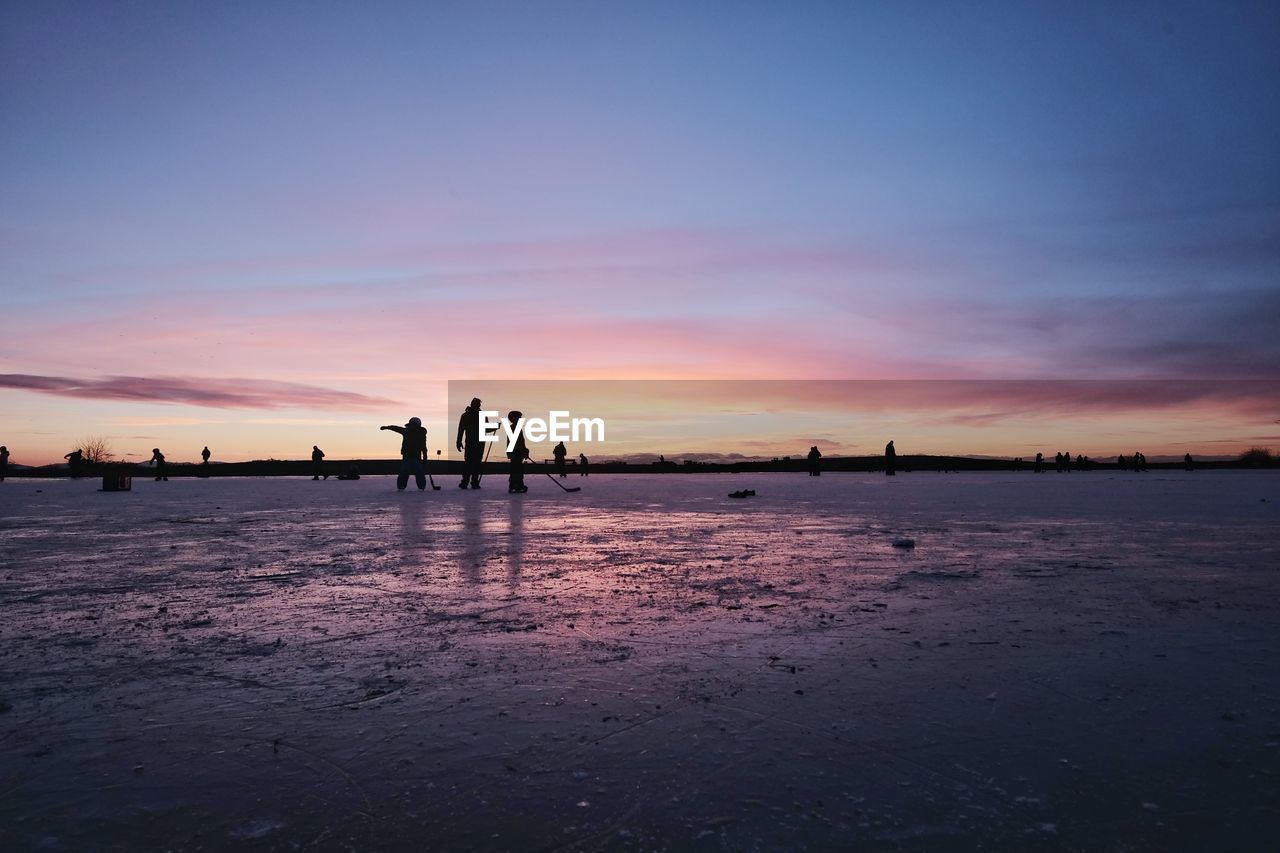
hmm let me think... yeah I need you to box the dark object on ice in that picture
[101,473,132,492]
[64,449,84,478]
[336,464,361,481]
[892,537,915,549]
[808,446,821,476]
[381,419,430,490]
[149,448,168,481]
[456,397,484,488]
[311,445,327,480]
[885,440,896,476]
[728,489,756,498]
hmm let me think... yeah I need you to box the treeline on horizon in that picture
[6,450,1276,479]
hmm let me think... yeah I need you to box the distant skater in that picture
[201,446,211,465]
[149,448,168,481]
[381,418,428,491]
[64,449,84,478]
[456,397,484,489]
[1184,452,1194,471]
[0,445,8,481]
[1034,452,1043,473]
[507,411,529,493]
[808,445,822,476]
[311,445,327,480]
[578,453,589,476]
[1063,451,1072,473]
[553,441,568,478]
[884,440,896,476]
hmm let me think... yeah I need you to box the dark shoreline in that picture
[6,455,1274,479]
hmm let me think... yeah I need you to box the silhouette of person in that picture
[578,452,589,476]
[659,454,666,464]
[506,411,529,493]
[149,448,168,481]
[311,445,327,480]
[64,449,84,478]
[1034,452,1043,473]
[884,440,896,476]
[1063,451,1072,473]
[808,445,822,476]
[201,446,211,465]
[456,397,484,489]
[381,418,428,491]
[0,445,8,481]
[1184,452,1194,471]
[553,441,568,478]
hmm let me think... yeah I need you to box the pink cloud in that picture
[0,374,398,410]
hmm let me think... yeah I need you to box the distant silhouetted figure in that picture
[456,397,484,489]
[506,411,529,493]
[659,454,666,464]
[64,449,84,478]
[1135,451,1147,472]
[201,446,211,465]
[808,445,822,476]
[884,440,896,476]
[0,445,8,481]
[311,445,327,480]
[578,453,589,476]
[381,418,427,491]
[1063,452,1072,473]
[553,441,568,478]
[149,448,168,481]
[1117,454,1126,470]
[1184,452,1194,471]
[1034,452,1043,473]
[337,464,361,480]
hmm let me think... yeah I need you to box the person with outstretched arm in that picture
[507,411,529,493]
[382,417,428,491]
[456,397,484,489]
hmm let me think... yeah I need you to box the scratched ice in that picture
[1,471,1277,849]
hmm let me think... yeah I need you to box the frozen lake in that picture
[1,471,1278,850]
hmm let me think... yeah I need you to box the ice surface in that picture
[1,471,1278,849]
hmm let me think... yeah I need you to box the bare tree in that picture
[77,436,116,465]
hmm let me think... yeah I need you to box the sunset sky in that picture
[3,2,1278,465]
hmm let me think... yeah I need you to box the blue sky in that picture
[2,1,1278,462]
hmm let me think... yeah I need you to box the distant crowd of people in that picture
[1,418,1201,493]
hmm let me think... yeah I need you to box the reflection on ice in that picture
[0,472,1277,849]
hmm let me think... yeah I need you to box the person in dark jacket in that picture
[0,445,9,481]
[553,441,568,478]
[150,448,168,481]
[201,446,211,465]
[578,453,589,476]
[884,440,896,476]
[807,445,822,476]
[64,449,84,478]
[506,411,529,493]
[456,397,484,489]
[381,417,428,491]
[311,445,327,480]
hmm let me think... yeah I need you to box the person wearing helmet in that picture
[381,417,428,491]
